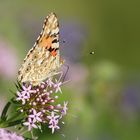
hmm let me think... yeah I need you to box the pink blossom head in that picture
[0,129,24,140]
[0,38,18,79]
[15,75,68,134]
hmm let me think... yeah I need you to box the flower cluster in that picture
[16,77,68,134]
[0,129,24,140]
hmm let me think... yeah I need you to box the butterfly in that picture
[18,13,64,85]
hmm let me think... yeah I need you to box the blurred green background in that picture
[0,0,140,140]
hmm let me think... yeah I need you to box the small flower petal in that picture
[49,120,60,134]
[54,79,62,93]
[61,101,68,115]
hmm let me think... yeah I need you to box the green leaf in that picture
[9,89,16,95]
[5,118,23,127]
[1,102,11,121]
[24,137,33,140]
[17,81,22,89]
[11,98,20,104]
[14,82,21,91]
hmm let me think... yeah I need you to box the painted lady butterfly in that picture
[18,13,64,85]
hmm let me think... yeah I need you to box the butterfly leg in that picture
[58,71,64,82]
[61,64,69,82]
[56,70,70,85]
[48,64,69,84]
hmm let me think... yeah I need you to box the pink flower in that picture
[0,129,24,140]
[61,101,68,115]
[29,109,42,122]
[47,111,60,124]
[48,119,60,134]
[21,85,35,97]
[16,74,68,133]
[46,78,54,87]
[23,118,38,131]
[16,91,29,105]
[54,79,62,93]
[0,39,18,79]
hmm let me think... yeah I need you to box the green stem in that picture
[0,112,24,128]
[7,112,22,121]
[0,118,23,128]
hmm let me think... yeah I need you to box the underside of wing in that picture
[18,13,63,85]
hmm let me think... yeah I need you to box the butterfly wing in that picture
[18,13,63,85]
